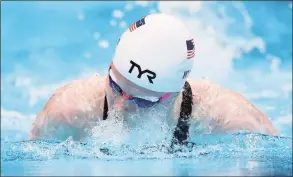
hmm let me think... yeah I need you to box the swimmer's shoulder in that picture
[186,78,221,104]
[30,73,107,140]
[63,73,107,99]
[187,77,223,88]
[44,73,107,110]
[55,73,106,93]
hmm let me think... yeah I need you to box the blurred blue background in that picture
[1,1,292,140]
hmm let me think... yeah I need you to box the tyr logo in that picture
[128,60,156,84]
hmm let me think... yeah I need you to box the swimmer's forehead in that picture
[109,64,167,98]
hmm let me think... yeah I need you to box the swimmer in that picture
[29,13,279,146]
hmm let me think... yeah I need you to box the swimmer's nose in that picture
[113,96,125,109]
[113,95,139,112]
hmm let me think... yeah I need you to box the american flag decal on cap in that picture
[129,17,146,32]
[186,38,195,59]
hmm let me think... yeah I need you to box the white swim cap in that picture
[112,13,195,92]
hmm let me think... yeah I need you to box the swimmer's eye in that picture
[133,95,160,102]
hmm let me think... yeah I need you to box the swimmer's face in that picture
[105,64,177,113]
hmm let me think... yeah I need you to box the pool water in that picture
[1,1,292,176]
[1,132,292,176]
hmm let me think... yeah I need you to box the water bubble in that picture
[110,19,117,26]
[98,40,109,48]
[112,10,124,19]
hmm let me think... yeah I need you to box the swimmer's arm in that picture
[190,81,279,136]
[217,91,279,136]
[29,84,89,141]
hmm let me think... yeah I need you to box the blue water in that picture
[2,133,292,176]
[1,1,292,176]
